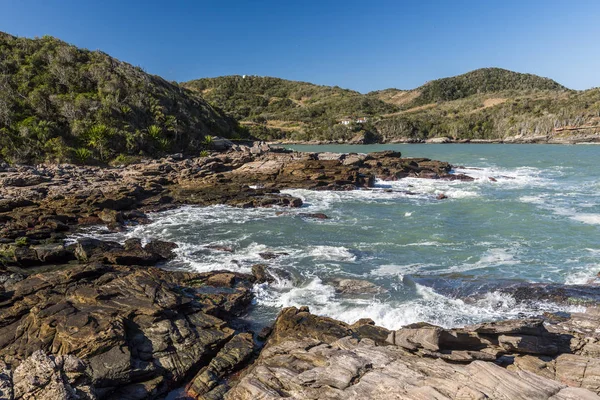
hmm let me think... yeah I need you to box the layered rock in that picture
[226,307,600,400]
[0,261,261,399]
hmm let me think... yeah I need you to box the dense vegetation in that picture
[2,31,598,160]
[183,76,397,141]
[373,88,600,141]
[409,68,568,105]
[0,32,245,164]
[185,69,599,142]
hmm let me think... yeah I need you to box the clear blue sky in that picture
[1,0,599,93]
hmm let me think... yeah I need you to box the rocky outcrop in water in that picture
[6,142,599,399]
[0,143,470,272]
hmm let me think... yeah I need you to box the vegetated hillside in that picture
[373,87,600,142]
[183,75,399,141]
[186,69,599,143]
[364,69,600,143]
[0,32,244,164]
[409,68,568,106]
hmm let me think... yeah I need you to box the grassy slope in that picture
[187,68,600,142]
[0,32,246,164]
[183,75,398,141]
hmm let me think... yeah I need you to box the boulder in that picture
[251,264,274,284]
[32,243,75,264]
[329,278,387,295]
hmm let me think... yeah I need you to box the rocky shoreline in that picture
[270,131,600,145]
[1,142,600,399]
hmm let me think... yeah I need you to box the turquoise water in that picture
[100,144,600,329]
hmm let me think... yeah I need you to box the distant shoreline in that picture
[269,137,600,146]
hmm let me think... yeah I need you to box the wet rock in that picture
[258,252,288,260]
[329,278,387,295]
[74,238,122,262]
[206,244,234,253]
[251,264,274,284]
[297,212,329,220]
[144,239,178,260]
[440,173,476,181]
[437,193,448,200]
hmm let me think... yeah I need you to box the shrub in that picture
[74,147,92,163]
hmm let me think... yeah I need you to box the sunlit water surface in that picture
[79,144,600,330]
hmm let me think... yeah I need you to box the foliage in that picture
[0,31,247,164]
[411,68,568,106]
[74,147,92,164]
[183,75,398,140]
[185,70,598,143]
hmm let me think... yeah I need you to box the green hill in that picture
[0,32,245,164]
[2,30,598,158]
[410,67,568,105]
[185,69,596,143]
[183,75,398,141]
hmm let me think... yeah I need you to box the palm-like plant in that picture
[74,147,92,164]
[86,124,113,160]
[202,135,214,147]
[147,125,162,140]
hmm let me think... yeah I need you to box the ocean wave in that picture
[434,248,521,275]
[370,263,436,277]
[564,264,600,285]
[570,213,600,225]
[253,277,584,330]
[308,245,357,262]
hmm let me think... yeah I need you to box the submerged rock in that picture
[329,278,387,295]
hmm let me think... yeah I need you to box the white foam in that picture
[400,241,446,247]
[436,248,520,275]
[519,195,546,205]
[370,263,435,277]
[570,213,600,225]
[308,246,357,262]
[564,264,600,285]
[453,166,551,188]
[255,279,585,330]
[174,241,274,273]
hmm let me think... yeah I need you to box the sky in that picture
[1,0,600,93]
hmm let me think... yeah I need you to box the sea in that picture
[80,144,600,330]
